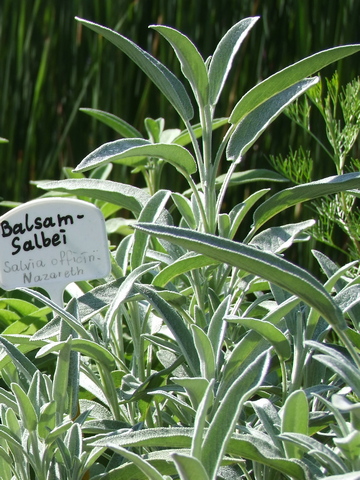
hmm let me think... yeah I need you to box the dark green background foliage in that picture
[0,0,359,202]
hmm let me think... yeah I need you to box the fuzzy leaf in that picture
[76,17,194,122]
[252,172,360,233]
[132,190,171,269]
[152,252,217,288]
[12,382,38,432]
[307,341,360,398]
[134,224,345,330]
[133,283,200,376]
[209,17,259,106]
[201,351,270,479]
[230,44,360,125]
[249,220,315,254]
[281,390,309,459]
[35,178,150,216]
[74,139,197,175]
[254,172,360,230]
[152,25,209,107]
[227,78,318,161]
[80,108,142,137]
[191,325,216,380]
[172,453,210,480]
[231,317,291,360]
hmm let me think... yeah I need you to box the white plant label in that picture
[0,198,111,303]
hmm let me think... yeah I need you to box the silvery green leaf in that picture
[76,17,194,122]
[249,220,315,254]
[74,139,197,175]
[227,78,318,162]
[152,26,209,108]
[209,17,259,106]
[252,172,360,233]
[135,224,345,330]
[230,44,360,125]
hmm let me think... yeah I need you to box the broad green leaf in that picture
[132,190,171,269]
[172,193,197,230]
[12,383,38,432]
[172,452,210,480]
[230,317,291,360]
[249,220,315,254]
[281,390,309,459]
[252,172,360,233]
[152,252,217,288]
[191,325,216,380]
[172,377,210,410]
[80,108,142,137]
[35,178,150,216]
[74,138,197,175]
[230,44,360,125]
[209,17,259,106]
[201,351,270,479]
[134,224,345,330]
[227,78,318,162]
[76,17,194,122]
[0,298,39,316]
[133,283,200,376]
[191,379,215,461]
[65,423,82,459]
[38,401,56,439]
[152,25,209,107]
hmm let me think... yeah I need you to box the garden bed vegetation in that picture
[0,4,360,480]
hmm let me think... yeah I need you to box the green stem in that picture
[183,170,209,232]
[200,103,217,233]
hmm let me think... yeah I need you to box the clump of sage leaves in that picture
[0,15,360,480]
